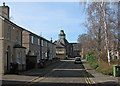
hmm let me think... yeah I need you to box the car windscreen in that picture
[75,58,81,61]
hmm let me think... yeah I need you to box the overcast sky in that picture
[1,2,87,43]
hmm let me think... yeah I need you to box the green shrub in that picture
[86,50,113,75]
[86,50,98,69]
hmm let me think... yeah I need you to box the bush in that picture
[86,50,113,75]
[87,50,98,69]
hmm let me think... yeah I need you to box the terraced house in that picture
[0,3,57,74]
[0,3,26,74]
[22,30,41,69]
[22,30,56,69]
[41,38,56,61]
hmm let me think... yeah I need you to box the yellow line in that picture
[33,77,45,82]
[87,78,92,86]
[82,68,93,86]
[85,78,89,84]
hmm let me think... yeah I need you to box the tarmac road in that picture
[27,59,94,86]
[2,58,119,86]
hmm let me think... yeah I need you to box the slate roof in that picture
[56,38,69,48]
[54,37,69,48]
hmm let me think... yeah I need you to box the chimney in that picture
[0,3,10,19]
[51,37,53,43]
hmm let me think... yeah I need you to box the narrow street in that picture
[2,58,118,86]
[24,59,94,86]
[32,60,90,85]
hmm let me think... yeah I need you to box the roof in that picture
[0,15,56,45]
[0,15,24,30]
[55,38,69,48]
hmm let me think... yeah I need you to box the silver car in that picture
[74,57,82,64]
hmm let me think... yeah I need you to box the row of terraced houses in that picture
[0,3,56,74]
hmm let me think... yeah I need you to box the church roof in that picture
[55,38,69,48]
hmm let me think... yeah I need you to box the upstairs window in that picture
[45,41,47,47]
[31,36,34,44]
[41,40,43,46]
[38,39,40,45]
[16,30,19,41]
[7,25,10,39]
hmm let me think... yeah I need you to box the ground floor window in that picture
[17,52,21,64]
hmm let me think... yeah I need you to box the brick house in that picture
[0,3,57,73]
[22,30,56,68]
[0,3,26,74]
[41,38,48,60]
[22,30,41,69]
[41,38,56,60]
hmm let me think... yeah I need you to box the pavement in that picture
[2,61,63,85]
[1,58,120,86]
[82,60,119,86]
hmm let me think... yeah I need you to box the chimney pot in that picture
[3,2,5,6]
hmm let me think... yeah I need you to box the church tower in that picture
[59,30,66,39]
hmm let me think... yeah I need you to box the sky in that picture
[0,2,87,43]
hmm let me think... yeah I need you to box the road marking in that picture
[53,69,85,71]
[33,77,45,82]
[82,68,95,86]
[31,61,67,83]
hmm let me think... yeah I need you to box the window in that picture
[38,39,40,45]
[17,52,21,64]
[60,36,65,39]
[31,36,34,44]
[16,30,19,41]
[7,25,10,39]
[45,41,47,47]
[58,48,63,51]
[41,40,43,46]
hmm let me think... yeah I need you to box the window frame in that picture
[16,30,19,41]
[41,40,43,46]
[7,25,11,40]
[31,36,34,44]
[38,38,40,45]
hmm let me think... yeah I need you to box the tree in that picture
[79,1,119,64]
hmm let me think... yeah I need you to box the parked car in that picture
[74,57,82,64]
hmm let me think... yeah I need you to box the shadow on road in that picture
[1,80,119,86]
[2,60,119,86]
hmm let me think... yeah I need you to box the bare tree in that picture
[80,1,118,64]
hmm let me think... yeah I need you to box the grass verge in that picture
[86,50,113,75]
